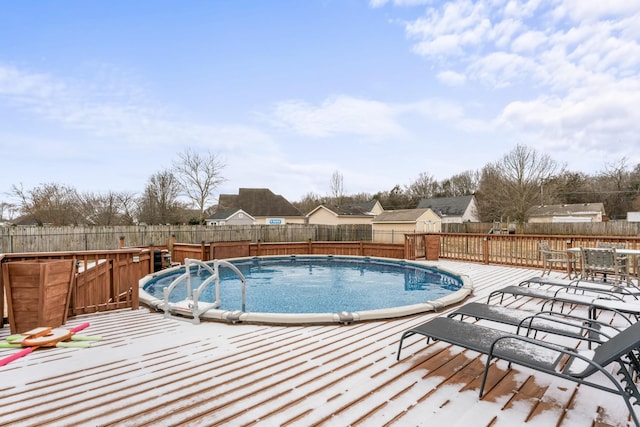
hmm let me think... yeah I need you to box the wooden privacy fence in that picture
[0,224,373,254]
[1,249,150,328]
[442,220,640,236]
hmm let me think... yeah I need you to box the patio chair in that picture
[539,241,577,278]
[396,316,640,426]
[581,247,626,283]
[597,242,630,273]
[448,301,626,346]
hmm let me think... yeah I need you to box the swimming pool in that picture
[139,255,473,324]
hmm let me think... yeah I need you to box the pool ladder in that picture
[162,258,246,324]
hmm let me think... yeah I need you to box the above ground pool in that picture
[139,255,473,324]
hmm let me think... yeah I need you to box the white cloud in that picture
[369,0,434,8]
[406,1,492,60]
[393,1,640,166]
[554,0,640,22]
[468,51,537,87]
[437,70,467,86]
[269,95,407,139]
[497,79,640,155]
[511,30,547,53]
[0,63,275,153]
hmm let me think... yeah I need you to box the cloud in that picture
[497,78,640,155]
[268,95,407,139]
[437,70,466,86]
[511,30,547,53]
[369,0,434,8]
[0,63,275,153]
[390,1,640,166]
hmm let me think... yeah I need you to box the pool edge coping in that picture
[138,256,474,325]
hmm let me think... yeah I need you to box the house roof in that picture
[345,200,379,213]
[416,195,474,217]
[217,188,302,217]
[207,209,254,221]
[11,214,39,226]
[373,208,432,223]
[528,203,606,217]
[309,201,378,217]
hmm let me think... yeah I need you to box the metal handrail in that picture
[163,258,246,323]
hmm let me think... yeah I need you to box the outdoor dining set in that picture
[539,241,640,283]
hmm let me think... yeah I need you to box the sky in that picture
[1,0,639,206]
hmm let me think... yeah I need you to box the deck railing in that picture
[405,232,640,273]
[171,240,406,262]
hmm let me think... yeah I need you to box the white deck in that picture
[0,260,635,426]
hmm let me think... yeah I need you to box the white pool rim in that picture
[138,255,474,325]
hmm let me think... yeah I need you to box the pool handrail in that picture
[162,258,247,323]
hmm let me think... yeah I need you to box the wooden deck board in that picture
[0,260,636,427]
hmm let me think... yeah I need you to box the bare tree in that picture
[373,184,413,209]
[0,201,17,221]
[406,172,437,205]
[79,191,137,225]
[293,191,325,215]
[598,157,636,219]
[439,170,480,197]
[173,148,226,223]
[137,170,185,224]
[475,145,563,222]
[329,170,345,205]
[11,182,82,225]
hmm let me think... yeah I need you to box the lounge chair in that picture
[520,275,640,299]
[487,285,640,320]
[448,301,626,346]
[396,316,640,426]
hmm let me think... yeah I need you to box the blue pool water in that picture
[143,256,463,314]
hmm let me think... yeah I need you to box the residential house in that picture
[306,200,384,226]
[372,208,441,243]
[215,188,305,225]
[527,203,606,223]
[205,209,255,226]
[416,195,479,224]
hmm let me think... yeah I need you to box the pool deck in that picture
[0,260,636,426]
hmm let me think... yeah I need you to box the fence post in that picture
[119,236,125,249]
[483,237,489,264]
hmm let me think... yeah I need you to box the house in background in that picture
[205,209,255,226]
[306,200,384,226]
[372,208,441,243]
[628,212,640,222]
[527,203,606,223]
[214,188,305,225]
[416,195,479,224]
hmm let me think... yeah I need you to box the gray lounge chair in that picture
[487,285,640,320]
[521,275,640,299]
[448,301,626,346]
[396,316,640,426]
